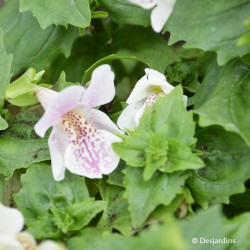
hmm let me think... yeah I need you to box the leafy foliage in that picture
[0,0,250,249]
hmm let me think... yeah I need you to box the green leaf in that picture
[0,108,50,178]
[0,115,8,130]
[67,218,188,250]
[98,181,132,236]
[181,205,250,250]
[166,0,250,65]
[14,163,95,239]
[52,199,105,233]
[19,0,91,29]
[0,29,12,99]
[82,26,179,82]
[188,127,250,206]
[124,167,187,228]
[0,0,78,75]
[6,68,45,106]
[194,59,250,147]
[98,0,150,26]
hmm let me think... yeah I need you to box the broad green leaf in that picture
[124,167,187,228]
[188,127,250,207]
[0,0,78,75]
[0,108,50,178]
[82,26,179,82]
[98,181,132,236]
[194,59,250,147]
[0,29,12,99]
[166,0,250,65]
[99,0,150,26]
[19,0,91,29]
[14,163,97,239]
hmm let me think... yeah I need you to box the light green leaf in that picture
[14,163,93,239]
[188,127,250,206]
[0,108,50,178]
[0,0,78,75]
[6,68,45,106]
[52,199,105,233]
[0,115,8,130]
[166,0,250,65]
[98,0,150,26]
[124,167,187,228]
[19,0,91,29]
[98,181,132,236]
[194,59,250,147]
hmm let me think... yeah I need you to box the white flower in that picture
[128,0,176,32]
[0,203,25,250]
[0,203,66,250]
[117,68,187,132]
[34,65,121,181]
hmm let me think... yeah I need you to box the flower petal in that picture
[117,101,144,131]
[34,85,58,109]
[0,204,24,237]
[74,106,121,134]
[81,65,115,108]
[0,235,23,250]
[38,240,66,250]
[126,68,166,104]
[63,112,120,178]
[127,0,156,9]
[48,126,68,181]
[151,0,176,32]
[34,86,85,138]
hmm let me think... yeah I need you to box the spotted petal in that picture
[35,85,85,138]
[81,65,115,108]
[48,126,68,181]
[126,68,167,104]
[63,112,120,179]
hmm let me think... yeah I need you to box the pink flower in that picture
[34,65,121,181]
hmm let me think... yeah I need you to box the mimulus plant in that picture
[117,68,187,132]
[127,0,176,32]
[34,65,121,181]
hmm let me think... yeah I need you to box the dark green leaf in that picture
[194,59,250,147]
[0,0,78,75]
[188,127,250,206]
[0,108,50,178]
[166,0,250,65]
